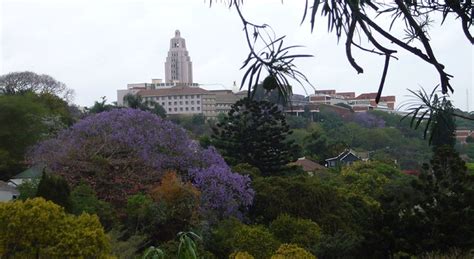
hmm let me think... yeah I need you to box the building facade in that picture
[165,30,193,84]
[308,89,396,111]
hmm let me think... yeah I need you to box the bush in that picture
[17,179,39,200]
[70,183,116,230]
[269,214,321,251]
[233,225,280,259]
[0,198,110,257]
[206,218,244,258]
[148,171,201,242]
[271,244,316,259]
[230,251,255,259]
[36,172,72,212]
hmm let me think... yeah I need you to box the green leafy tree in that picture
[0,94,48,179]
[70,183,116,230]
[271,244,316,259]
[36,172,72,212]
[17,179,40,200]
[269,214,321,252]
[212,98,300,175]
[413,146,474,253]
[126,193,162,235]
[87,96,117,114]
[0,71,74,101]
[0,198,110,257]
[233,225,280,259]
[123,93,167,118]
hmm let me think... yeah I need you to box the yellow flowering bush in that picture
[0,198,110,257]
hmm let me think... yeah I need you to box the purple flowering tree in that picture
[189,147,254,221]
[353,112,386,128]
[29,109,254,214]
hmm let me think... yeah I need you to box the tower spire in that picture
[165,30,193,84]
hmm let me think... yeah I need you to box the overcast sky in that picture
[1,0,472,111]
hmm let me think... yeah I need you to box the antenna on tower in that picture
[467,88,470,112]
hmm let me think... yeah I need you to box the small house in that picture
[0,181,19,201]
[325,149,361,168]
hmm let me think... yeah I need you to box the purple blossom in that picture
[189,164,254,221]
[353,112,385,128]
[28,109,254,211]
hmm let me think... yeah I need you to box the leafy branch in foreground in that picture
[210,1,315,104]
[401,86,473,146]
[210,0,473,103]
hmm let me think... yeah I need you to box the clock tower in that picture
[165,30,193,84]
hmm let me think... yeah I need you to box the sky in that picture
[1,0,473,111]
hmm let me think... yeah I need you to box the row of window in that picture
[161,100,200,106]
[146,95,199,101]
[168,106,201,112]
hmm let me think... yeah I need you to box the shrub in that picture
[70,183,116,230]
[271,244,316,259]
[233,225,280,259]
[269,214,321,251]
[230,251,255,259]
[36,172,72,212]
[148,171,201,241]
[0,198,110,257]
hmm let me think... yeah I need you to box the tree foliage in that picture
[212,0,472,105]
[29,109,248,205]
[212,98,299,175]
[414,146,474,253]
[0,71,74,101]
[271,244,316,259]
[189,153,254,222]
[269,214,322,252]
[36,172,72,212]
[0,198,110,257]
[233,225,281,259]
[148,171,201,242]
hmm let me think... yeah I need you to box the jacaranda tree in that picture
[29,109,254,218]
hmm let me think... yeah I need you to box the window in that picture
[168,96,171,100]
[191,101,194,105]
[179,96,182,99]
[180,107,183,111]
[197,107,200,111]
[185,101,188,105]
[185,95,188,99]
[185,107,189,111]
[162,102,165,106]
[174,101,177,105]
[191,107,194,111]
[179,101,182,105]
[174,96,177,99]
[168,108,171,112]
[174,108,177,111]
[168,102,171,105]
[197,100,200,104]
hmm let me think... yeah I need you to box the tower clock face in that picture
[175,42,180,47]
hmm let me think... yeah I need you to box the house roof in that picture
[0,181,20,195]
[292,157,327,172]
[325,149,360,162]
[13,164,45,179]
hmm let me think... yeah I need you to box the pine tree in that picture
[36,171,72,212]
[212,98,299,176]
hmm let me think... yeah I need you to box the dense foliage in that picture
[0,93,72,179]
[0,198,110,257]
[212,98,299,175]
[29,109,253,210]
